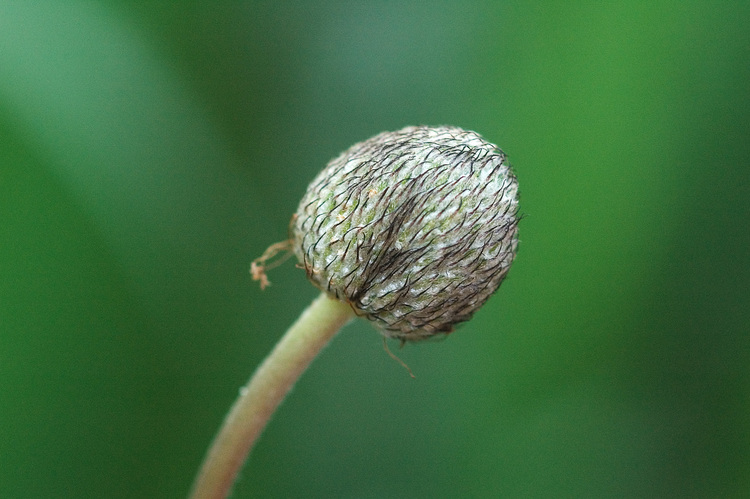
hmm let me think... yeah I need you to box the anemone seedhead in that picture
[292,125,519,341]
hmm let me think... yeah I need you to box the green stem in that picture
[189,292,356,499]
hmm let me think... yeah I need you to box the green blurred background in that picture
[1,1,748,497]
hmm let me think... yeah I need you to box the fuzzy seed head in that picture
[292,126,519,341]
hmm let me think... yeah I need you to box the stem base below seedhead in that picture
[190,293,355,499]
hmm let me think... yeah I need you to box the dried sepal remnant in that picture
[292,125,519,341]
[250,240,293,290]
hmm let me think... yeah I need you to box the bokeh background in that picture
[2,2,749,497]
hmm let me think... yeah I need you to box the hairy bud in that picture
[292,126,519,341]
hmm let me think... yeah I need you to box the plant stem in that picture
[189,292,356,499]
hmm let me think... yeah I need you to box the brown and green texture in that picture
[293,126,520,341]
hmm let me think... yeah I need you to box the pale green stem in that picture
[189,292,356,499]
